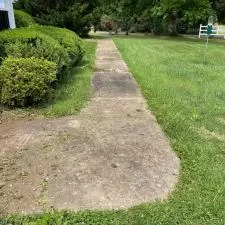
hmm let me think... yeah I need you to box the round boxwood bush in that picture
[33,25,85,66]
[0,28,69,73]
[14,10,35,28]
[0,57,57,107]
[0,26,84,74]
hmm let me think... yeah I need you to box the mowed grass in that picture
[1,37,225,224]
[41,41,96,117]
[113,36,225,224]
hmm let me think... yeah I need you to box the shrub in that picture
[14,10,35,28]
[0,57,57,107]
[0,28,69,72]
[33,25,85,66]
[101,15,119,33]
[0,26,84,73]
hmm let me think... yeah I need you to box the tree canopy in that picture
[14,0,225,36]
[14,0,100,36]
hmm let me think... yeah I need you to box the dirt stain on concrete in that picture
[0,40,180,214]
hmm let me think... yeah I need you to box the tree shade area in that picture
[14,0,225,36]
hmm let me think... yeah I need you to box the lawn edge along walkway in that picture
[0,39,180,213]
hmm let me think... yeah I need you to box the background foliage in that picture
[14,9,35,28]
[14,0,225,35]
[14,0,99,37]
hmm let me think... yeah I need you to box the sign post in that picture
[204,16,214,64]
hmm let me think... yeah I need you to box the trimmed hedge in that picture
[0,25,84,107]
[34,26,85,66]
[0,28,69,72]
[14,10,35,28]
[0,26,84,72]
[0,57,57,107]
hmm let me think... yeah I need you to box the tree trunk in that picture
[171,11,178,36]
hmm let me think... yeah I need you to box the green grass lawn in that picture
[113,36,225,224]
[1,36,225,224]
[41,41,97,117]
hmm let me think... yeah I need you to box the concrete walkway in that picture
[0,40,179,213]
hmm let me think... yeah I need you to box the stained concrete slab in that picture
[0,39,180,213]
[97,51,122,60]
[96,60,128,72]
[93,72,132,82]
[93,78,140,98]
